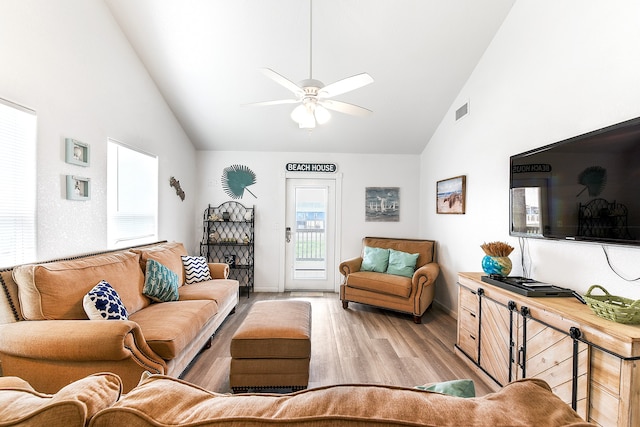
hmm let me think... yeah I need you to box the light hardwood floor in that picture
[181,292,493,396]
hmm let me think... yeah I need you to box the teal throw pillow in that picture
[360,246,390,273]
[386,249,419,278]
[416,379,476,398]
[144,259,179,302]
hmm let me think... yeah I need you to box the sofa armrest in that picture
[412,262,440,291]
[339,257,363,277]
[208,263,229,279]
[0,320,165,370]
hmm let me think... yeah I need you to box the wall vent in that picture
[455,102,469,121]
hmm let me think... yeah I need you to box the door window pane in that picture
[294,187,327,279]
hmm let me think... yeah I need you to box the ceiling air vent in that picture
[455,102,469,121]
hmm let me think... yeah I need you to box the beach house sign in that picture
[286,163,337,173]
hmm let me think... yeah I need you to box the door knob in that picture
[285,227,291,243]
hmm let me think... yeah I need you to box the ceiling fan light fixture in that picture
[248,0,372,129]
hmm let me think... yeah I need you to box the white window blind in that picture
[0,98,37,268]
[107,139,158,248]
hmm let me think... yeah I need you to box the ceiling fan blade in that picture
[322,100,372,117]
[260,68,304,96]
[244,99,299,107]
[319,73,374,98]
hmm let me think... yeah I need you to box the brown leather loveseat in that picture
[339,237,439,323]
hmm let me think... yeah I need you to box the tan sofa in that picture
[0,241,239,393]
[0,372,590,426]
[340,237,439,323]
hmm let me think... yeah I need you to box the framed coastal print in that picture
[365,187,399,222]
[436,175,466,214]
[65,138,90,166]
[66,175,90,200]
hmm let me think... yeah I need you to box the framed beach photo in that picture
[436,175,466,214]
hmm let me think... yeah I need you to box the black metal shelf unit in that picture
[577,198,631,240]
[200,201,254,297]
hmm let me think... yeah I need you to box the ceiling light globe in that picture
[315,104,331,124]
[298,113,316,129]
[290,104,308,124]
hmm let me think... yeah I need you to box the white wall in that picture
[0,0,196,260]
[421,0,640,314]
[195,151,420,290]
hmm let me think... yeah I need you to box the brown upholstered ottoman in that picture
[230,300,311,393]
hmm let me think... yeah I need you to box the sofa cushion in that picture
[13,251,149,320]
[360,246,389,273]
[386,249,419,278]
[178,279,239,304]
[128,300,219,360]
[181,256,212,284]
[83,280,129,320]
[346,271,412,298]
[132,242,188,286]
[143,259,179,302]
[89,376,589,427]
[0,373,121,427]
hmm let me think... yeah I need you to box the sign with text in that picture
[286,163,337,173]
[512,163,552,173]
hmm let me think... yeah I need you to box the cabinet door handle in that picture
[517,346,525,369]
[469,334,476,341]
[469,312,476,318]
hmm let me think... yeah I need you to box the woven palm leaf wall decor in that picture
[221,164,257,199]
[576,166,607,197]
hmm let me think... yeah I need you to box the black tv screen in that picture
[510,116,640,245]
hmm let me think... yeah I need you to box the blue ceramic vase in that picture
[481,255,512,276]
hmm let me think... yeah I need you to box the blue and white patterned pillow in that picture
[181,255,212,284]
[143,259,180,302]
[83,280,129,320]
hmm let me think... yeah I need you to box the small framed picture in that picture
[66,175,91,200]
[436,175,466,214]
[224,254,236,267]
[65,138,90,166]
[365,187,400,222]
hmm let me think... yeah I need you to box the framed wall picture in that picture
[436,175,466,214]
[66,175,91,200]
[365,187,399,222]
[65,138,90,166]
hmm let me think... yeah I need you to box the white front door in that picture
[284,178,337,291]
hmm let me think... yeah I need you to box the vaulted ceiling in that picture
[104,0,514,154]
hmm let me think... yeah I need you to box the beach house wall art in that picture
[365,187,399,222]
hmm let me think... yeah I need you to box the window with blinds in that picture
[107,139,158,248]
[0,98,37,268]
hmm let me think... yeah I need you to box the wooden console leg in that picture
[342,300,349,309]
[413,315,422,324]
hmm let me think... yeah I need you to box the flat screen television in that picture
[510,116,640,246]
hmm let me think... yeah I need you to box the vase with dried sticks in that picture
[480,241,514,276]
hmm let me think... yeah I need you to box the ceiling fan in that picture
[247,0,374,129]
